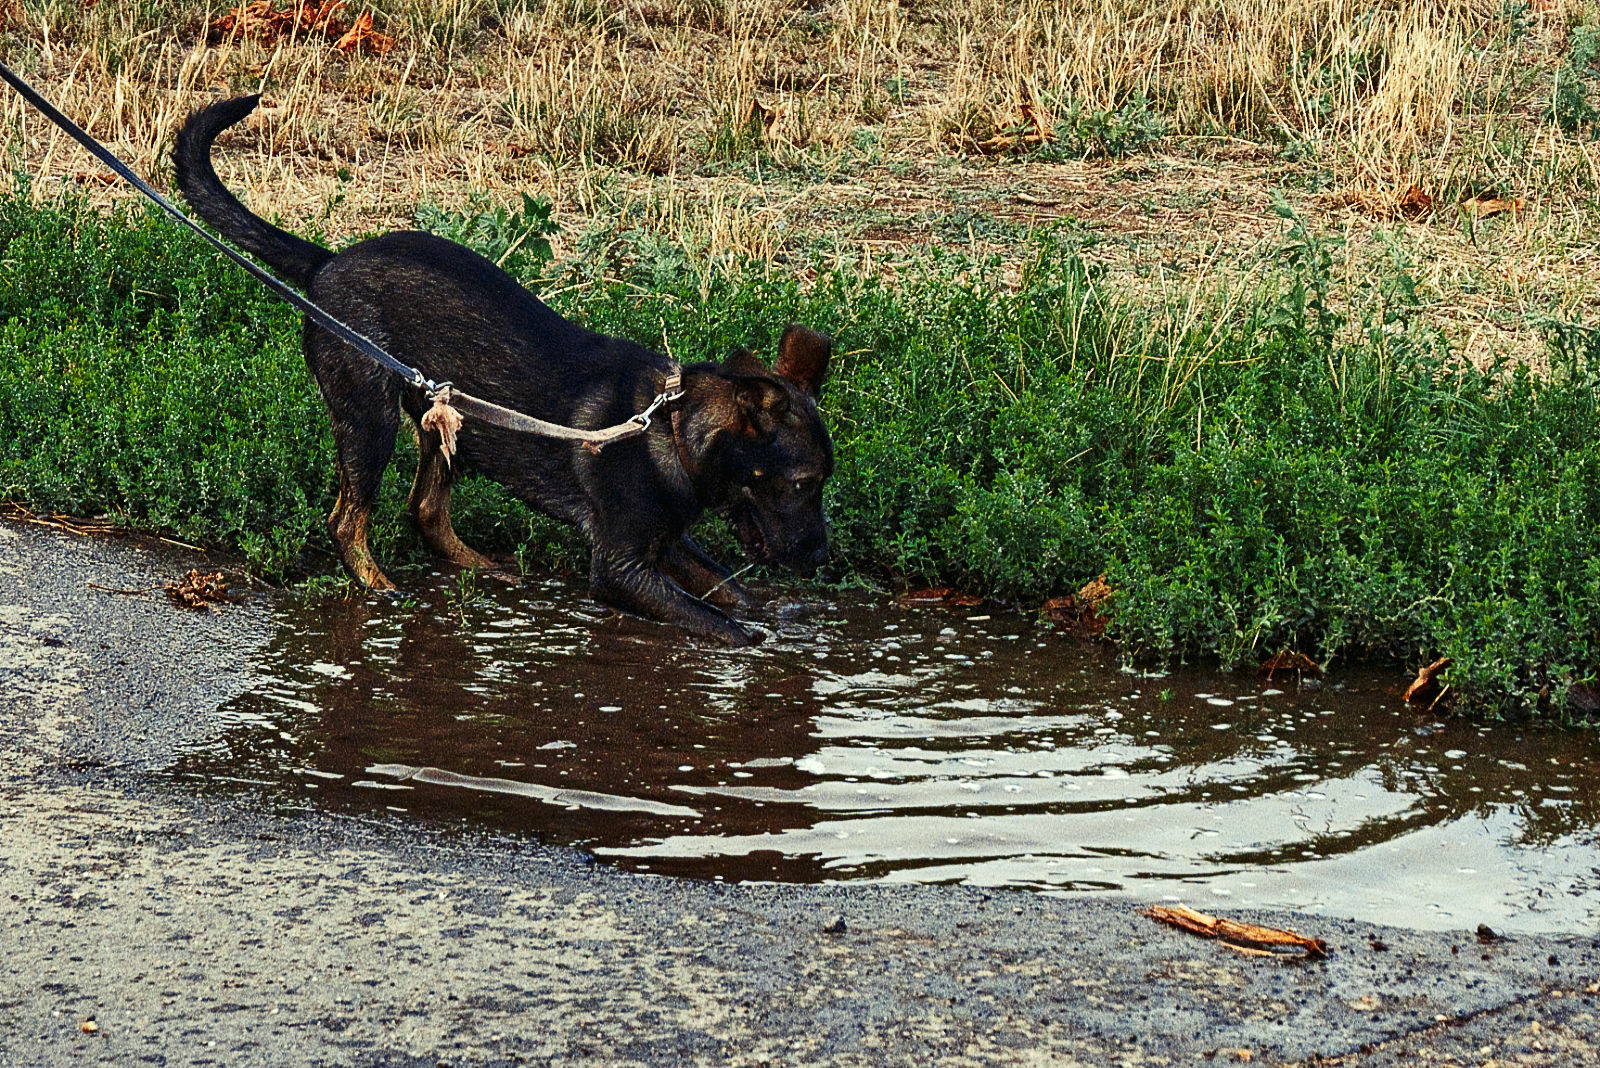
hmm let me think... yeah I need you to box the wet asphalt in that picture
[0,519,1596,1067]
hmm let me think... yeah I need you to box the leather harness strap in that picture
[663,371,700,491]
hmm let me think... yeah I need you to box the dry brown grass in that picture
[4,0,1600,367]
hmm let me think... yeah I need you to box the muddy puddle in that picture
[172,573,1600,933]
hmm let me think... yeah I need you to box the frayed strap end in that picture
[421,385,464,465]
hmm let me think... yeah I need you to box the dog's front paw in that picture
[719,622,766,647]
[694,617,759,647]
[703,582,753,611]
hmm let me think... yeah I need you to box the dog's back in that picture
[308,230,649,405]
[303,228,675,527]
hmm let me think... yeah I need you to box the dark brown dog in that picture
[174,95,833,645]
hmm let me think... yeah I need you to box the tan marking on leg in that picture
[329,483,395,591]
[408,433,499,571]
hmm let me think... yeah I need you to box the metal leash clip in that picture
[630,372,685,433]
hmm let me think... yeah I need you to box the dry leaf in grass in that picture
[1403,656,1451,703]
[1140,903,1328,958]
[486,141,533,159]
[210,2,390,53]
[301,0,349,32]
[1462,196,1524,219]
[977,102,1053,155]
[745,98,783,137]
[208,0,271,38]
[1398,184,1433,218]
[335,11,397,54]
[1019,101,1052,143]
[165,569,230,611]
[209,2,302,44]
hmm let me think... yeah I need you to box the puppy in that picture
[175,96,833,645]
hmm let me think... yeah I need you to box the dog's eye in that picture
[792,478,814,495]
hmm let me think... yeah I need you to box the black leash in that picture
[0,61,682,456]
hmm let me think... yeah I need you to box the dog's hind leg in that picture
[327,421,397,592]
[407,426,501,572]
[311,329,401,591]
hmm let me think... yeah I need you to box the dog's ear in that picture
[692,375,785,447]
[733,375,787,422]
[724,346,766,377]
[775,324,831,397]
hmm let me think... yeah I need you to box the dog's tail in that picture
[174,95,332,288]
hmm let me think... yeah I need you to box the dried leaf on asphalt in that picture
[1139,903,1328,958]
[1403,656,1451,703]
[165,570,231,611]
